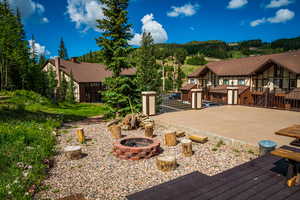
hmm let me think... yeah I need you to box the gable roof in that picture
[48,59,136,83]
[188,50,300,77]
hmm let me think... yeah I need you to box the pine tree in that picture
[96,0,139,117]
[96,0,132,77]
[58,38,69,60]
[46,67,57,100]
[136,32,161,93]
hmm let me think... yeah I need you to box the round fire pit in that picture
[113,137,160,160]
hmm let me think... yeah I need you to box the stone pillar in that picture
[227,87,239,105]
[142,91,156,116]
[191,89,203,109]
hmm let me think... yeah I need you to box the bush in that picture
[186,54,207,65]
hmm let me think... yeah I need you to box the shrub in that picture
[186,54,207,65]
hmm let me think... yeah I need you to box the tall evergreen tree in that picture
[96,0,140,117]
[58,38,69,60]
[136,32,161,92]
[0,1,33,90]
[96,0,132,77]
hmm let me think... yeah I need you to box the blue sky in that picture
[7,0,300,58]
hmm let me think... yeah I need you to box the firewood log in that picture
[164,132,177,146]
[144,123,154,138]
[76,128,85,144]
[64,146,82,160]
[156,155,177,172]
[181,138,193,157]
[109,125,122,139]
[176,131,185,138]
[188,134,208,143]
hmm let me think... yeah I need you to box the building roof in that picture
[48,59,136,83]
[187,66,208,78]
[188,50,300,77]
[181,83,197,91]
[209,85,250,95]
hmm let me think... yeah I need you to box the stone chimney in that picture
[55,57,61,87]
[70,57,78,63]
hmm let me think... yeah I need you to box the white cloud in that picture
[266,0,293,8]
[41,17,49,23]
[267,8,295,23]
[28,40,50,56]
[190,26,195,31]
[6,0,45,18]
[66,0,105,32]
[129,14,168,46]
[250,18,266,27]
[250,9,295,27]
[167,3,199,17]
[227,0,248,9]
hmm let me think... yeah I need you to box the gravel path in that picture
[36,121,257,200]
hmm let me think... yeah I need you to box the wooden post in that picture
[181,138,193,157]
[156,155,177,172]
[144,123,154,138]
[164,132,177,146]
[64,146,82,160]
[76,128,85,143]
[109,125,122,139]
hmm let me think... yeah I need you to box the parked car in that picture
[168,93,181,100]
[202,101,220,107]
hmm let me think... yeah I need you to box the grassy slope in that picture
[0,90,107,199]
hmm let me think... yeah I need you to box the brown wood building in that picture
[184,50,300,110]
[43,57,135,102]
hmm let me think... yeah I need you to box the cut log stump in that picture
[164,132,177,146]
[144,123,154,138]
[64,146,82,160]
[76,128,85,144]
[109,125,122,139]
[181,138,193,157]
[156,155,177,172]
[176,131,185,138]
[188,134,208,143]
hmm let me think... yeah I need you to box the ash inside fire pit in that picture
[121,138,153,147]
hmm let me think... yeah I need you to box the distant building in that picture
[43,57,135,102]
[182,50,300,108]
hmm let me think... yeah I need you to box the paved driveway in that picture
[154,105,300,147]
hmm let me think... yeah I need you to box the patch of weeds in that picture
[216,140,225,148]
[39,185,51,192]
[66,137,73,143]
[212,148,218,151]
[247,149,255,155]
[233,149,240,153]
[52,189,60,193]
[77,165,83,168]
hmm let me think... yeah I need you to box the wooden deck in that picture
[127,146,300,200]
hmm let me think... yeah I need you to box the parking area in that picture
[154,105,300,147]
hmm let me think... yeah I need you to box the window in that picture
[290,79,297,89]
[223,79,229,85]
[238,79,245,85]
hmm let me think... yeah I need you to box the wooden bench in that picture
[271,148,300,187]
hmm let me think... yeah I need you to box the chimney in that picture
[70,57,78,63]
[55,57,61,87]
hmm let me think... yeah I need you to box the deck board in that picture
[126,146,300,200]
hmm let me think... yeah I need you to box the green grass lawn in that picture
[182,64,204,77]
[0,90,107,199]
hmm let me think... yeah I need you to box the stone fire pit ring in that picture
[113,137,160,160]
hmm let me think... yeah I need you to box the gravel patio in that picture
[35,120,256,200]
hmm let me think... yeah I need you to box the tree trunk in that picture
[164,132,177,146]
[144,123,154,138]
[109,125,122,139]
[64,146,82,160]
[156,155,177,172]
[76,128,85,143]
[176,131,185,138]
[181,138,193,157]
